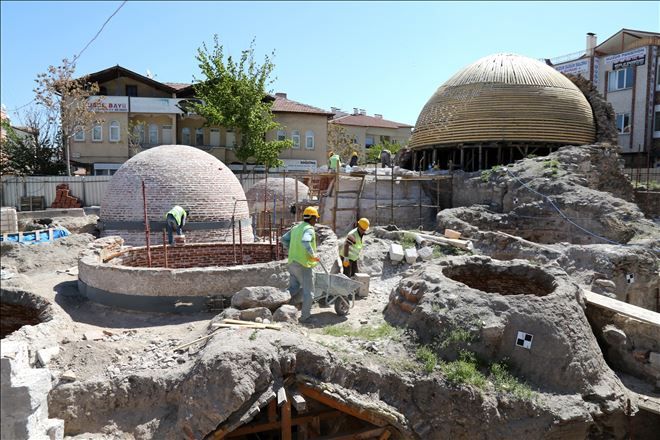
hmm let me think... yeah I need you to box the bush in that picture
[416,346,437,373]
[490,362,535,400]
[440,350,487,389]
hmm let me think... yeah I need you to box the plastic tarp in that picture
[0,227,70,244]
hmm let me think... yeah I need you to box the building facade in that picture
[550,29,660,167]
[329,109,412,151]
[70,66,333,175]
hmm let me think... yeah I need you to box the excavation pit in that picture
[0,289,52,339]
[442,262,556,297]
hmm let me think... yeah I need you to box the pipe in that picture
[142,180,152,267]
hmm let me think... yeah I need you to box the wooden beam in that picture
[315,426,388,440]
[292,390,307,413]
[298,384,388,428]
[277,387,288,406]
[281,400,292,440]
[268,399,277,422]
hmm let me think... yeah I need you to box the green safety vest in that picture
[328,154,341,171]
[288,222,317,268]
[165,206,186,226]
[340,228,363,261]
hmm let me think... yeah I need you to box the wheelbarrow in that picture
[314,260,362,316]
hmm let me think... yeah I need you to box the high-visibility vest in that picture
[288,222,317,268]
[328,154,341,171]
[340,228,363,261]
[165,206,186,226]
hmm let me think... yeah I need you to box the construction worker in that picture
[165,205,188,245]
[380,149,392,168]
[328,151,342,172]
[349,151,359,167]
[281,206,321,322]
[340,218,369,277]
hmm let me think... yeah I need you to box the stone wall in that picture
[566,74,618,145]
[634,191,660,219]
[586,305,660,387]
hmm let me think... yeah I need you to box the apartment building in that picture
[70,65,333,175]
[329,108,412,152]
[550,29,660,167]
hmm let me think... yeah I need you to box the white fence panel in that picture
[1,176,111,210]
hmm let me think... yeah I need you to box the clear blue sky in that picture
[1,1,658,126]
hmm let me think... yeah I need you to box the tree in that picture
[0,108,66,176]
[33,58,100,176]
[366,140,404,164]
[327,124,363,165]
[127,120,145,158]
[192,35,291,175]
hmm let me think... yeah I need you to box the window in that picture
[226,129,236,149]
[133,123,145,144]
[365,135,375,148]
[182,127,191,145]
[305,130,315,149]
[99,86,107,96]
[291,130,300,149]
[608,67,634,92]
[73,127,85,141]
[277,129,286,141]
[125,85,138,97]
[615,113,631,134]
[654,105,660,138]
[92,124,102,142]
[196,128,204,146]
[656,57,660,91]
[148,124,158,144]
[109,121,120,142]
[209,128,220,147]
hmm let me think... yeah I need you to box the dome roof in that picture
[100,145,252,245]
[410,53,595,148]
[246,177,309,213]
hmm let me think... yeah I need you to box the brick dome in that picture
[246,177,309,214]
[410,53,596,149]
[100,145,252,246]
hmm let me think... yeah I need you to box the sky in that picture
[1,1,659,126]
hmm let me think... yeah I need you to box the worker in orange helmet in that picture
[340,218,369,277]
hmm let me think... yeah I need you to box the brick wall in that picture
[100,145,253,245]
[118,242,285,269]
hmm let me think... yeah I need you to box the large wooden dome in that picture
[410,53,596,149]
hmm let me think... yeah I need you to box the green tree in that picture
[192,35,291,175]
[327,124,363,165]
[33,58,100,176]
[0,108,65,176]
[366,140,404,164]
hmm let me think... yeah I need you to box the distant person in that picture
[380,149,392,168]
[328,151,342,172]
[165,205,187,245]
[349,151,359,167]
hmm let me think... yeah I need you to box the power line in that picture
[72,0,128,63]
[6,1,128,114]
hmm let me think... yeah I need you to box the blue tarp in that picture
[0,227,70,244]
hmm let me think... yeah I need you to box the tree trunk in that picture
[66,136,72,176]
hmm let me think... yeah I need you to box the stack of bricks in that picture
[51,184,82,209]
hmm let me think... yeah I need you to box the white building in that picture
[550,29,660,167]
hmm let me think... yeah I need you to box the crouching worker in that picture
[165,205,188,245]
[281,206,321,322]
[340,217,369,277]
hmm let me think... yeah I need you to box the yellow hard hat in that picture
[357,218,370,231]
[303,206,320,218]
[352,151,358,156]
[328,151,334,157]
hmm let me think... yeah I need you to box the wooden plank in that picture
[277,387,288,406]
[268,399,277,422]
[292,390,307,413]
[315,426,387,440]
[583,290,660,327]
[298,384,388,428]
[281,399,292,440]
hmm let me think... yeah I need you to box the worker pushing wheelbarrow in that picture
[280,206,362,321]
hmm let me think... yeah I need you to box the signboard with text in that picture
[605,47,647,69]
[554,59,590,78]
[87,96,128,113]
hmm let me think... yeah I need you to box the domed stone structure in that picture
[100,145,253,246]
[246,177,309,224]
[410,53,596,171]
